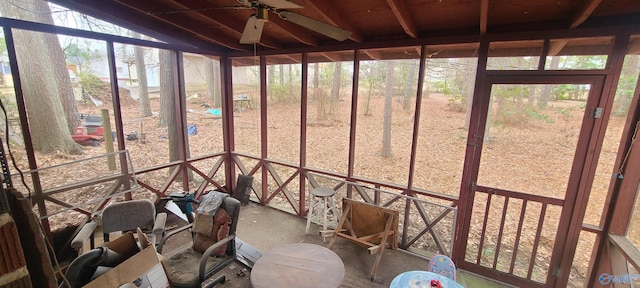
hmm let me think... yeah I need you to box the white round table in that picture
[251,243,345,288]
[390,270,463,288]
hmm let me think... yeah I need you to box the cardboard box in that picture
[84,232,169,288]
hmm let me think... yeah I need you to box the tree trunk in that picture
[268,65,276,102]
[331,62,341,101]
[539,56,560,108]
[205,57,216,107]
[365,67,374,116]
[133,32,152,117]
[159,50,180,164]
[462,58,476,130]
[403,60,416,111]
[330,62,341,113]
[212,59,221,107]
[37,1,80,133]
[158,50,173,128]
[0,0,81,154]
[528,86,537,106]
[312,63,319,102]
[615,56,639,116]
[382,61,394,157]
[288,64,293,99]
[316,88,327,122]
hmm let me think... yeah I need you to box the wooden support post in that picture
[101,109,116,171]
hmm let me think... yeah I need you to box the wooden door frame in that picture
[455,73,607,287]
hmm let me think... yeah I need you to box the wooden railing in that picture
[460,185,564,287]
[230,152,459,258]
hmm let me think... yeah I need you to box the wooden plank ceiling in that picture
[49,0,640,62]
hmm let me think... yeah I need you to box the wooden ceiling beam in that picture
[570,0,602,29]
[152,0,283,49]
[196,13,283,49]
[116,0,256,50]
[302,0,364,43]
[386,0,418,38]
[425,49,441,58]
[548,40,568,56]
[49,0,222,50]
[628,38,640,54]
[232,58,259,66]
[364,50,383,60]
[480,0,489,34]
[267,16,319,46]
[321,52,341,62]
[283,54,302,63]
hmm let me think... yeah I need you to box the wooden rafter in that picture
[283,54,302,62]
[302,0,364,43]
[193,12,283,49]
[129,0,282,50]
[117,1,254,50]
[548,40,568,56]
[364,50,383,60]
[570,0,602,28]
[385,0,418,38]
[321,52,341,62]
[52,0,221,50]
[414,46,421,56]
[628,38,640,54]
[480,0,489,34]
[232,58,259,66]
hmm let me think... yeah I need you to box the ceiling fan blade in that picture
[240,15,264,44]
[259,0,302,9]
[278,11,351,41]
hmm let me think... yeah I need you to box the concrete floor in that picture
[183,203,516,288]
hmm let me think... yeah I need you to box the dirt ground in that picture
[4,88,630,287]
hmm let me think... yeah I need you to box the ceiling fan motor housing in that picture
[256,7,268,21]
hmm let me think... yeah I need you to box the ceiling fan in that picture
[149,0,351,44]
[236,0,351,44]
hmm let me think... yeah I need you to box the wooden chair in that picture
[328,198,399,281]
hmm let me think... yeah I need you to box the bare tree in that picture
[158,50,172,128]
[312,63,319,102]
[402,60,417,111]
[268,65,276,102]
[0,0,81,154]
[288,64,293,99]
[539,56,560,108]
[132,32,152,117]
[315,87,328,122]
[158,50,192,179]
[461,58,477,129]
[330,62,341,101]
[212,59,221,107]
[329,62,341,114]
[159,50,180,162]
[382,61,394,157]
[204,57,216,107]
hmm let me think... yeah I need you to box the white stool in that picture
[305,187,339,236]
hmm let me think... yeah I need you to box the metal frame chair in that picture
[158,196,241,288]
[71,199,167,250]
